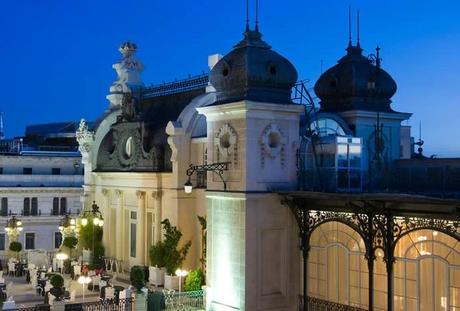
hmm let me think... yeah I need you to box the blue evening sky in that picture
[1,0,459,157]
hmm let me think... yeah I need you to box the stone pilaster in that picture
[114,189,123,261]
[136,190,146,265]
[152,190,163,243]
[101,188,111,255]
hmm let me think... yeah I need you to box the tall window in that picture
[25,233,35,250]
[0,234,5,251]
[31,198,38,216]
[53,198,67,215]
[23,198,30,216]
[1,198,8,216]
[24,197,38,216]
[393,229,460,310]
[54,232,62,249]
[53,198,59,215]
[309,221,370,309]
[60,198,67,215]
[130,211,137,258]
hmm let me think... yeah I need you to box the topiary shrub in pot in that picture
[162,219,191,290]
[130,266,145,292]
[9,241,22,259]
[149,241,167,287]
[184,268,205,292]
[49,274,65,301]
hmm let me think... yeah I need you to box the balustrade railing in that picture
[148,289,205,311]
[303,296,367,311]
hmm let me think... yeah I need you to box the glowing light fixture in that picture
[183,162,230,193]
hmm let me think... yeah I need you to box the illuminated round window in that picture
[125,136,133,158]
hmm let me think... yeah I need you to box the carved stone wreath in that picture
[260,123,286,159]
[215,123,237,158]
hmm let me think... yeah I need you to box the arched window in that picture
[310,117,347,137]
[394,229,460,310]
[309,221,368,309]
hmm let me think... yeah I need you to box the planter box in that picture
[164,275,180,290]
[148,266,165,287]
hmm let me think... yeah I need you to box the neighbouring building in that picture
[77,18,460,311]
[0,121,83,257]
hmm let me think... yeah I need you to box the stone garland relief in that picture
[214,123,238,166]
[260,123,286,168]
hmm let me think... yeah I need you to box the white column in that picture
[152,190,163,243]
[136,191,146,265]
[101,188,111,254]
[115,190,123,261]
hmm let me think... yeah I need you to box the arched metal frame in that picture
[282,196,460,311]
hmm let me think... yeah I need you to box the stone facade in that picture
[0,154,83,254]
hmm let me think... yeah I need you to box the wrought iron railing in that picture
[9,298,133,311]
[164,289,204,311]
[142,74,209,98]
[303,296,367,311]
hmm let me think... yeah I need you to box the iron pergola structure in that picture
[281,191,460,311]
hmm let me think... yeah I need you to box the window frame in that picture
[24,232,35,250]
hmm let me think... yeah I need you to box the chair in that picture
[73,265,81,280]
[99,280,107,292]
[69,290,76,302]
[48,292,55,306]
[44,280,51,294]
[104,287,115,300]
[7,263,15,276]
[90,275,101,291]
[119,288,131,300]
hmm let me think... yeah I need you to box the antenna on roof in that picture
[255,0,260,31]
[348,6,352,47]
[246,0,250,31]
[0,112,4,140]
[357,9,361,47]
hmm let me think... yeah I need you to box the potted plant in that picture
[184,268,205,291]
[130,265,147,310]
[161,219,191,290]
[130,266,145,292]
[49,274,65,301]
[9,241,22,260]
[149,241,166,286]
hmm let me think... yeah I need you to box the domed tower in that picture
[197,24,303,311]
[209,28,297,104]
[314,38,412,176]
[314,44,397,112]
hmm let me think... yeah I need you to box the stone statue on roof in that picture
[107,42,144,107]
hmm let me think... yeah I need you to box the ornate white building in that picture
[78,21,460,311]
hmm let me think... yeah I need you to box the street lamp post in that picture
[175,268,188,306]
[80,201,103,263]
[77,275,91,303]
[5,215,23,242]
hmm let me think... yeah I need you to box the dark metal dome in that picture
[314,44,397,112]
[209,28,298,104]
